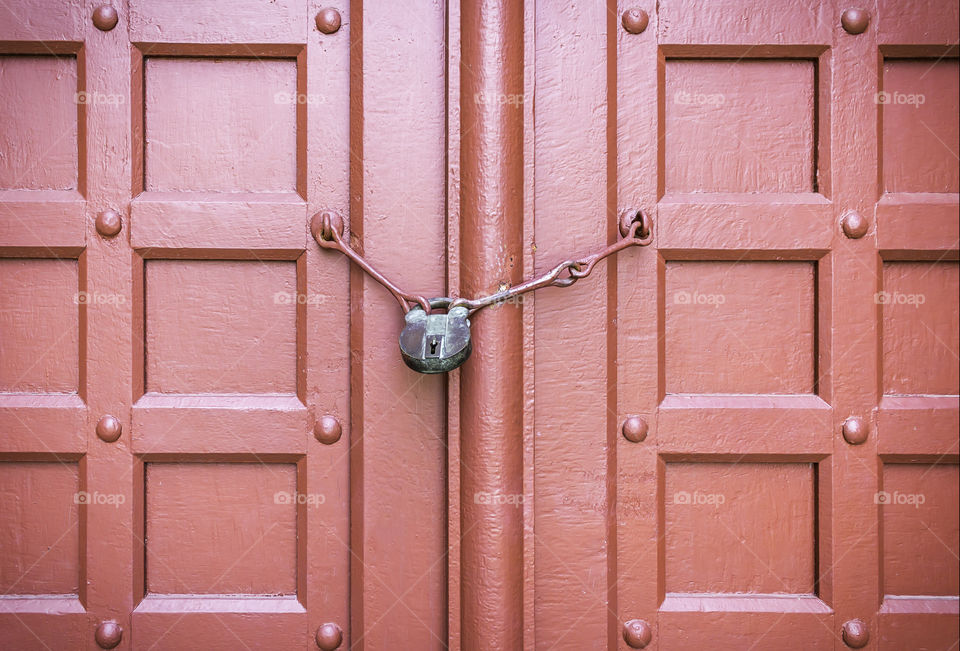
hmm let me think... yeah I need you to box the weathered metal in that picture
[451,211,652,314]
[313,414,343,445]
[314,8,342,34]
[841,7,870,34]
[94,209,122,237]
[91,5,119,31]
[398,299,473,373]
[0,1,956,649]
[314,207,651,319]
[314,208,651,373]
[312,210,431,314]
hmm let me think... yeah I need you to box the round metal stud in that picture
[842,618,869,648]
[95,620,122,649]
[622,416,649,443]
[315,415,342,445]
[621,8,650,34]
[315,622,343,650]
[315,8,342,34]
[841,211,868,239]
[841,8,870,34]
[311,210,344,243]
[92,5,119,31]
[623,618,652,648]
[96,415,122,443]
[842,416,868,445]
[95,210,123,238]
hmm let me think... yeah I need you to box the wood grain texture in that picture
[0,0,956,647]
[0,461,80,595]
[350,1,449,648]
[664,59,816,193]
[459,0,525,647]
[0,55,78,190]
[881,59,959,193]
[881,463,960,597]
[129,0,307,43]
[664,461,816,594]
[664,260,817,394]
[881,261,960,396]
[144,260,298,395]
[531,2,617,649]
[0,258,79,393]
[144,462,298,595]
[144,57,298,193]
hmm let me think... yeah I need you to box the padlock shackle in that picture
[406,297,456,313]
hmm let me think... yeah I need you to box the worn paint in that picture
[0,0,957,649]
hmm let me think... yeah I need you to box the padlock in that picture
[398,299,472,373]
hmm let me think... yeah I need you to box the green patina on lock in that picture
[398,299,472,374]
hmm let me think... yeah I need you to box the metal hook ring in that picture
[619,208,652,241]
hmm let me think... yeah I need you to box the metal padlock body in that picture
[399,301,472,374]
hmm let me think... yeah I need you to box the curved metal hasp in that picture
[399,299,472,374]
[311,211,431,314]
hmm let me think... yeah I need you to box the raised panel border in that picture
[130,43,307,201]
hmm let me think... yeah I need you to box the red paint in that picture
[0,1,957,649]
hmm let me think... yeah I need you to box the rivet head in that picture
[622,416,649,443]
[842,416,868,445]
[315,8,342,34]
[841,8,869,34]
[95,210,123,238]
[623,618,652,648]
[315,415,342,445]
[841,211,868,239]
[95,620,122,649]
[621,8,649,34]
[92,5,119,31]
[96,415,122,443]
[315,622,343,650]
[842,618,869,648]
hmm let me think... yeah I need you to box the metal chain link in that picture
[311,209,653,316]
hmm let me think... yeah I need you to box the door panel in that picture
[348,1,449,648]
[531,3,616,648]
[126,2,318,646]
[0,10,88,649]
[875,5,960,650]
[0,0,956,649]
[613,0,958,649]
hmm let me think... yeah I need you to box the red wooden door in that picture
[609,1,958,648]
[2,1,352,649]
[0,1,957,650]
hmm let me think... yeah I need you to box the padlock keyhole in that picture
[429,338,439,356]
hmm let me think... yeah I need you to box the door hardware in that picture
[311,209,652,373]
[398,298,472,374]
